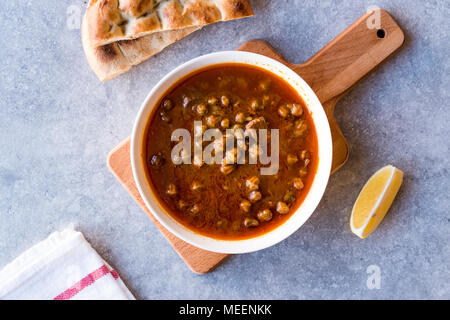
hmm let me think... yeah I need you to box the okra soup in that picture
[143,64,318,240]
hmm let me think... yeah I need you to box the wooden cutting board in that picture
[107,9,405,274]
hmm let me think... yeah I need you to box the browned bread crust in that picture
[81,0,253,81]
[86,0,253,48]
[82,14,200,81]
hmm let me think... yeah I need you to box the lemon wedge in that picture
[350,165,404,239]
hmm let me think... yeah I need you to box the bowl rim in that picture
[131,51,332,254]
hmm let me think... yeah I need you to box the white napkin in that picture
[0,229,135,300]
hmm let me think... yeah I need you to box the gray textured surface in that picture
[0,0,449,300]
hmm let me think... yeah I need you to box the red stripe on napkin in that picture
[54,265,118,300]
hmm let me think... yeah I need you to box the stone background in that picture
[0,0,448,299]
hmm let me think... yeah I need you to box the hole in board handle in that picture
[377,29,386,39]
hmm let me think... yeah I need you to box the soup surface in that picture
[143,64,318,240]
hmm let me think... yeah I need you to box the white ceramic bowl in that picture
[131,51,332,254]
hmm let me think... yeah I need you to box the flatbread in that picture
[82,14,201,81]
[85,0,253,48]
[82,0,253,81]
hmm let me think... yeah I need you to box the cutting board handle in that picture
[294,9,405,103]
[239,9,404,105]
